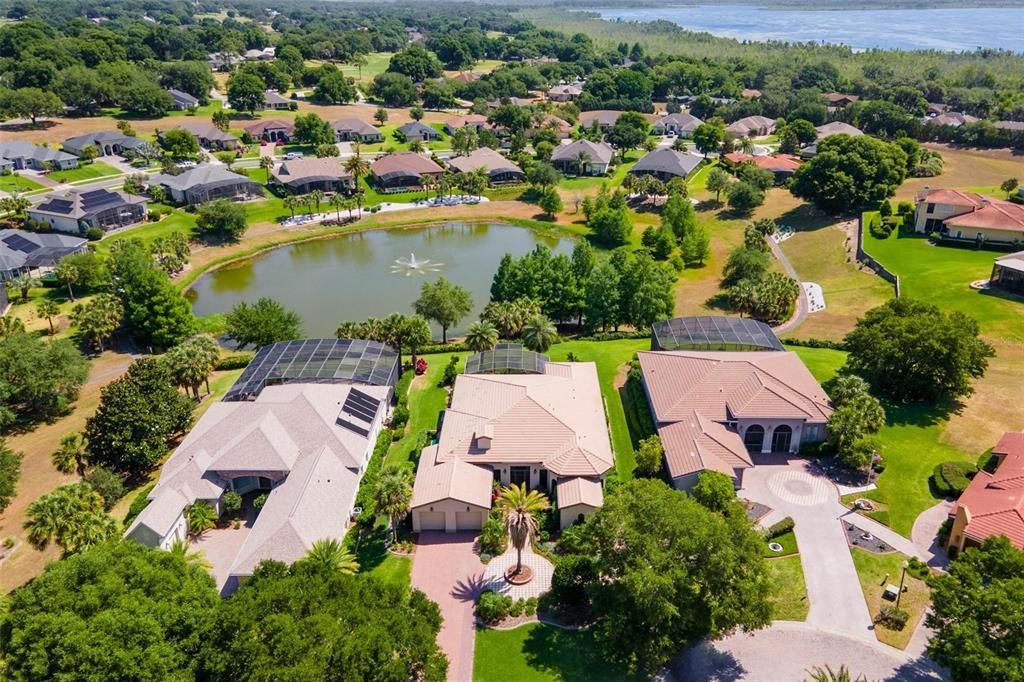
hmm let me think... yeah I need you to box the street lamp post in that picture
[895,560,909,608]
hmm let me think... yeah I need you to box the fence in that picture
[857,212,901,298]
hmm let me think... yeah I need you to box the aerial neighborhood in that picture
[0,1,1022,681]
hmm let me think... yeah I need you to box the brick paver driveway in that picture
[411,532,486,682]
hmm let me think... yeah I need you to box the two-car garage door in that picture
[415,510,484,532]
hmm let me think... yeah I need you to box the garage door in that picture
[417,511,445,531]
[455,511,482,530]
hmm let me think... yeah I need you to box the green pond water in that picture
[187,222,572,337]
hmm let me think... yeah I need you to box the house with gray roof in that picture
[411,348,613,532]
[446,147,525,184]
[263,90,292,110]
[164,122,239,151]
[550,139,615,176]
[63,131,150,158]
[652,112,703,137]
[125,343,396,592]
[629,148,702,182]
[397,121,440,142]
[29,188,147,235]
[167,88,199,110]
[332,119,384,143]
[0,141,78,171]
[150,165,261,205]
[271,157,354,195]
[0,229,87,281]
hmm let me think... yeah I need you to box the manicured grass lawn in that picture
[766,555,809,621]
[97,211,198,253]
[384,353,468,471]
[849,547,930,650]
[349,519,412,589]
[864,225,1024,344]
[548,338,649,479]
[47,161,121,183]
[474,623,642,682]
[786,345,846,384]
[763,529,799,558]
[0,173,44,193]
[338,52,392,84]
[559,159,636,192]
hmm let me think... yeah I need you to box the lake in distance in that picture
[586,5,1024,52]
[187,222,572,338]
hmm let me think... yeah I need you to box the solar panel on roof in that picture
[2,234,40,253]
[41,198,74,215]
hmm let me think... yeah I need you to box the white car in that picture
[283,152,304,160]
[176,160,197,169]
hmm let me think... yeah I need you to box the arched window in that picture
[743,425,765,451]
[772,425,793,453]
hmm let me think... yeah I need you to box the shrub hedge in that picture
[766,516,795,538]
[930,460,977,498]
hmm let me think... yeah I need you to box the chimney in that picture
[476,424,494,451]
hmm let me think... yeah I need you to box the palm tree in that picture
[165,335,220,399]
[329,192,347,221]
[259,155,275,183]
[0,315,25,338]
[740,137,755,155]
[575,150,589,177]
[464,320,499,351]
[495,483,550,576]
[351,54,368,80]
[169,537,212,571]
[520,314,558,353]
[308,189,324,214]
[373,465,413,544]
[303,538,359,575]
[52,433,88,476]
[36,298,60,335]
[805,665,871,682]
[343,155,371,192]
[283,194,300,218]
[7,274,38,302]
[186,502,218,537]
[23,482,111,553]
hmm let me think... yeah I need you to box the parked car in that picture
[283,152,304,160]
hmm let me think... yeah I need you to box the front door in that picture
[510,466,530,488]
[771,426,793,453]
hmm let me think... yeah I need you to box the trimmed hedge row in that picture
[215,352,254,371]
[780,337,848,351]
[476,591,538,624]
[766,516,795,539]
[930,460,977,498]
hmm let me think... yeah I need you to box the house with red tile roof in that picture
[410,348,613,532]
[914,188,1024,245]
[947,432,1024,555]
[638,350,833,490]
[722,152,801,182]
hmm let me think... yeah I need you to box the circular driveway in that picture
[765,469,834,507]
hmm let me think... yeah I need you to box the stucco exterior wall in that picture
[412,500,490,533]
[559,503,597,529]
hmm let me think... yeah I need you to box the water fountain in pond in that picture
[390,252,443,276]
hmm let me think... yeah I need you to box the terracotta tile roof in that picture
[557,476,603,508]
[244,119,295,136]
[952,433,1024,549]
[638,351,832,480]
[444,114,489,130]
[272,157,351,184]
[916,188,986,208]
[741,88,762,99]
[723,153,801,172]
[446,147,522,175]
[943,200,1024,233]
[822,92,860,104]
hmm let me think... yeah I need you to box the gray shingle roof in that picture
[0,141,77,165]
[631,148,702,178]
[550,139,614,165]
[151,165,254,192]
[0,229,87,273]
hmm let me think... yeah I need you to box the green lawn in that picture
[48,161,121,183]
[766,555,809,621]
[763,529,799,558]
[97,210,197,253]
[864,223,1024,343]
[474,623,641,682]
[559,158,636,192]
[338,52,392,84]
[0,173,44,193]
[348,518,411,589]
[786,345,846,383]
[849,547,930,649]
[548,338,650,479]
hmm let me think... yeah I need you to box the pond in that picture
[187,222,573,338]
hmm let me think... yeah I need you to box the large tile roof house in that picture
[332,118,384,143]
[638,349,833,490]
[822,92,860,108]
[0,229,87,280]
[263,90,291,110]
[244,119,294,143]
[652,112,703,137]
[29,188,147,235]
[271,157,354,195]
[629,148,702,181]
[579,110,623,130]
[397,121,440,142]
[947,432,1024,554]
[550,139,615,176]
[0,141,78,171]
[913,187,1024,245]
[547,83,583,102]
[800,122,865,157]
[726,115,776,138]
[923,112,980,128]
[165,122,239,150]
[150,165,261,205]
[443,114,490,135]
[63,131,149,157]
[126,339,397,592]
[446,147,525,184]
[722,152,801,181]
[370,152,443,189]
[411,351,614,532]
[167,88,199,110]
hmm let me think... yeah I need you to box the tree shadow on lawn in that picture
[883,399,963,429]
[774,204,847,232]
[521,625,643,682]
[703,292,733,312]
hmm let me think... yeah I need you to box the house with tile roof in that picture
[397,121,441,142]
[271,157,353,195]
[990,250,1024,295]
[638,349,833,490]
[547,83,583,102]
[722,152,801,182]
[126,368,394,591]
[947,432,1024,555]
[578,110,623,131]
[332,119,384,143]
[244,119,294,143]
[370,152,443,190]
[914,188,1024,245]
[446,147,525,184]
[443,114,490,135]
[550,139,615,176]
[726,115,777,138]
[411,350,614,532]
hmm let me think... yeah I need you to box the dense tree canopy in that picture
[224,298,303,349]
[0,439,22,513]
[109,240,196,350]
[790,135,908,214]
[0,332,89,432]
[0,541,219,682]
[927,537,1024,682]
[413,277,472,344]
[197,560,447,682]
[843,298,994,403]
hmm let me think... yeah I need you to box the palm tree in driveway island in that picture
[496,483,550,580]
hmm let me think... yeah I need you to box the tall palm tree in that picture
[343,154,371,193]
[169,537,213,571]
[186,502,218,537]
[283,195,300,218]
[520,314,558,353]
[373,464,413,543]
[740,137,755,155]
[23,482,110,553]
[165,335,220,399]
[52,433,88,476]
[308,189,324,214]
[464,320,499,351]
[303,538,359,575]
[575,150,589,177]
[64,510,118,554]
[7,274,38,302]
[496,483,550,576]
[259,155,275,183]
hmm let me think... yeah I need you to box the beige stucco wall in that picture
[412,499,489,533]
[913,201,973,233]
[943,225,1023,244]
[559,503,597,529]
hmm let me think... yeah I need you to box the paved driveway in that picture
[411,532,485,682]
